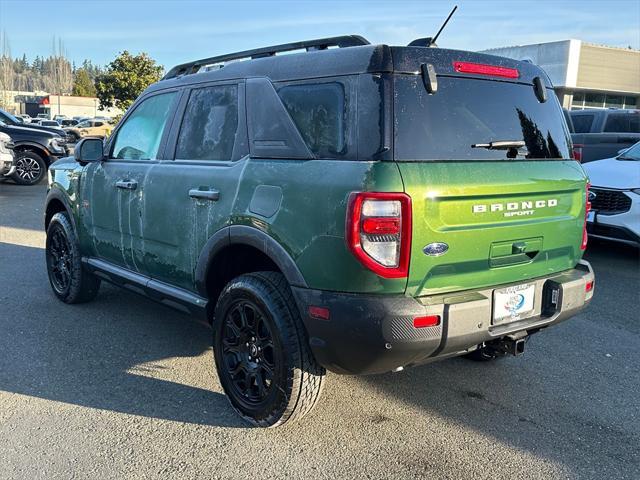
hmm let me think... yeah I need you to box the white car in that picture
[582,141,640,246]
[0,131,15,178]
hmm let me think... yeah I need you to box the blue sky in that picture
[0,0,638,69]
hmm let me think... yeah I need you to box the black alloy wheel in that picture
[45,212,100,304]
[46,225,73,296]
[221,300,277,404]
[213,272,325,427]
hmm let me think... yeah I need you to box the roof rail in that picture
[162,35,371,80]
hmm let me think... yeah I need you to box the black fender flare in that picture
[12,141,53,163]
[195,225,308,297]
[44,188,77,235]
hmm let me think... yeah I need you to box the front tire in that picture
[46,212,100,303]
[12,151,47,185]
[213,272,325,427]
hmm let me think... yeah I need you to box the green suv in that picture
[44,35,595,427]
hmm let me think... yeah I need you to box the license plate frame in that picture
[493,283,536,324]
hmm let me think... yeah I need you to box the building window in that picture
[571,92,638,110]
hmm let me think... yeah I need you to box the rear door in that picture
[391,62,587,297]
[136,81,248,291]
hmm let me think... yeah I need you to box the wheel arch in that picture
[13,142,52,165]
[45,189,77,234]
[196,225,308,313]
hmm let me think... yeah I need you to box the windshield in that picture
[618,142,640,160]
[394,76,571,160]
[0,110,19,125]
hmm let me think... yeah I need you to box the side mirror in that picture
[617,147,629,156]
[75,137,105,164]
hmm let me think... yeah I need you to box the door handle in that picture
[116,180,138,190]
[189,189,220,201]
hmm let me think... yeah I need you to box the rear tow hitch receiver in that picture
[487,335,527,357]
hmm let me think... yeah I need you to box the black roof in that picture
[147,35,552,94]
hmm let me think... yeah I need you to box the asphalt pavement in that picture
[1,181,639,479]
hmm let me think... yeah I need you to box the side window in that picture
[277,81,351,159]
[111,92,176,160]
[571,114,594,133]
[175,85,239,161]
[604,113,640,133]
[95,122,103,127]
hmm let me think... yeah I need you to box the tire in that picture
[45,212,100,304]
[213,271,325,427]
[12,151,47,185]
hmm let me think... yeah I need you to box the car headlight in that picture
[49,138,64,153]
[631,188,640,195]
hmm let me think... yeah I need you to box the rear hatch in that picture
[391,48,587,296]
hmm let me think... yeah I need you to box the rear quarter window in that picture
[276,78,356,159]
[603,113,640,133]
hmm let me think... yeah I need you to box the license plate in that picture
[493,283,535,323]
[586,210,595,223]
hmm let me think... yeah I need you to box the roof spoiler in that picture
[162,35,371,80]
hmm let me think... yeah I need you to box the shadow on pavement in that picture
[356,239,640,478]
[0,241,246,428]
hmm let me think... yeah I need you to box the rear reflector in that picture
[362,217,401,235]
[581,183,591,251]
[453,61,519,79]
[413,315,441,328]
[585,280,594,293]
[308,306,330,321]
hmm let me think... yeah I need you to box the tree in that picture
[72,68,96,97]
[95,51,163,111]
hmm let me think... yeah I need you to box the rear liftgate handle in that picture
[189,188,220,201]
[115,180,138,190]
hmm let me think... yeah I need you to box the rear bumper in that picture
[292,261,594,375]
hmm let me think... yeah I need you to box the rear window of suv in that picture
[603,113,640,133]
[394,76,571,161]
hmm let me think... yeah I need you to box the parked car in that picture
[0,109,67,137]
[60,119,79,127]
[0,131,16,179]
[570,109,640,162]
[40,120,63,128]
[583,141,640,246]
[53,115,68,123]
[64,119,113,142]
[0,118,69,185]
[45,35,594,427]
[17,114,32,123]
[36,113,49,119]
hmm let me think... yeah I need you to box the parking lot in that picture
[0,181,638,479]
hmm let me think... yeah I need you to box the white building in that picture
[481,40,639,110]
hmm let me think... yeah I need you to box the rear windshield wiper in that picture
[472,140,527,159]
[471,140,526,150]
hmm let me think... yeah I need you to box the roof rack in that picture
[162,35,371,80]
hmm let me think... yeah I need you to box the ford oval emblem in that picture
[423,242,449,256]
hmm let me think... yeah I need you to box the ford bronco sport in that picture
[45,35,595,427]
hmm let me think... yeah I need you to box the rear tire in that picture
[213,271,325,427]
[12,151,47,185]
[46,212,100,303]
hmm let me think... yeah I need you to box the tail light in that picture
[572,144,583,162]
[346,192,412,278]
[581,183,591,251]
